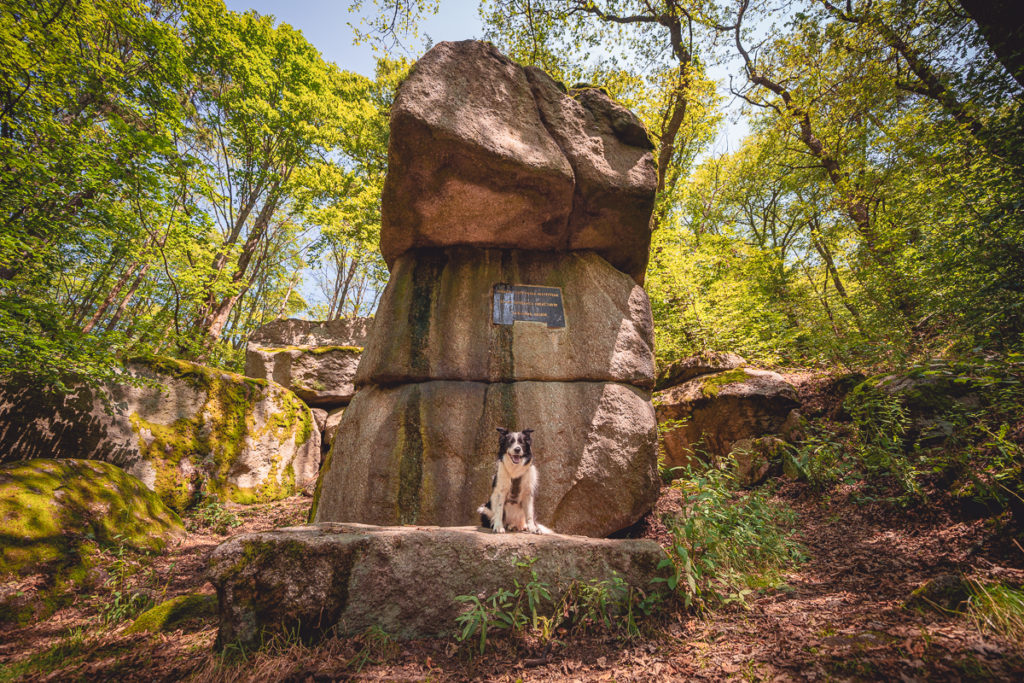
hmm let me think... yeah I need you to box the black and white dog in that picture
[477,428,550,534]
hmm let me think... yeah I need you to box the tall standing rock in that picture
[314,41,660,537]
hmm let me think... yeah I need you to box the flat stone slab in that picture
[209,523,669,647]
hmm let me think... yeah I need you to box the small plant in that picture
[660,464,806,611]
[966,581,1024,648]
[656,413,690,482]
[186,492,242,535]
[348,625,398,672]
[788,425,849,490]
[453,558,659,654]
[99,535,155,626]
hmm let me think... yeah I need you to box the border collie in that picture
[477,428,550,534]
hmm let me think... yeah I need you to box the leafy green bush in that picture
[845,386,924,501]
[660,465,806,611]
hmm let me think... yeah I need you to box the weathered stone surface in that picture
[209,523,670,646]
[245,345,361,407]
[0,356,319,510]
[380,41,656,283]
[655,351,746,391]
[311,408,328,433]
[525,68,657,281]
[322,407,345,448]
[249,317,373,348]
[0,459,183,576]
[382,41,574,266]
[729,436,787,488]
[314,380,659,538]
[356,248,655,388]
[656,368,799,471]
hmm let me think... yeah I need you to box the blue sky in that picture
[223,0,485,76]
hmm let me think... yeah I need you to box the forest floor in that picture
[2,478,1023,682]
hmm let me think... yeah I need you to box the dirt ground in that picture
[2,476,1023,682]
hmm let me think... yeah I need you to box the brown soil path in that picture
[1,486,1022,681]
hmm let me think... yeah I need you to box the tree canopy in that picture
[1,0,1021,387]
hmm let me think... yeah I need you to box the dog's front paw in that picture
[495,526,506,534]
[527,523,539,534]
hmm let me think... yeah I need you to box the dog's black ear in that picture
[496,427,508,436]
[523,429,534,440]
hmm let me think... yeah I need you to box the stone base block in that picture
[312,380,659,538]
[209,523,669,647]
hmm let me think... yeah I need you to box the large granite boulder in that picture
[0,356,319,510]
[245,344,361,407]
[249,317,373,348]
[209,523,670,647]
[381,41,657,284]
[656,368,799,471]
[313,381,658,538]
[356,248,655,388]
[244,317,372,410]
[1,459,183,577]
[318,42,660,538]
[525,68,656,281]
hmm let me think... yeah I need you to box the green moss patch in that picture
[0,459,183,577]
[700,369,751,398]
[126,593,217,634]
[128,355,311,510]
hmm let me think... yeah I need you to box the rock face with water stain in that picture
[315,41,659,537]
[355,248,654,388]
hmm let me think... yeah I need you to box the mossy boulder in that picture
[655,367,799,472]
[655,351,746,391]
[0,459,183,577]
[0,356,320,511]
[905,573,972,613]
[126,593,217,634]
[846,361,986,446]
[209,523,671,647]
[244,344,362,408]
[729,436,788,487]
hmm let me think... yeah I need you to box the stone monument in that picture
[312,41,661,537]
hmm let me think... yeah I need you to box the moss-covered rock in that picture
[244,344,363,408]
[0,356,320,511]
[655,367,800,472]
[729,436,788,487]
[846,361,986,446]
[905,573,972,613]
[0,459,183,577]
[126,593,217,634]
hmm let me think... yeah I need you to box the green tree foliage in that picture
[0,0,393,385]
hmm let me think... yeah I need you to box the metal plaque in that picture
[492,284,565,328]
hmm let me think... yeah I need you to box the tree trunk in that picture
[959,0,1024,89]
